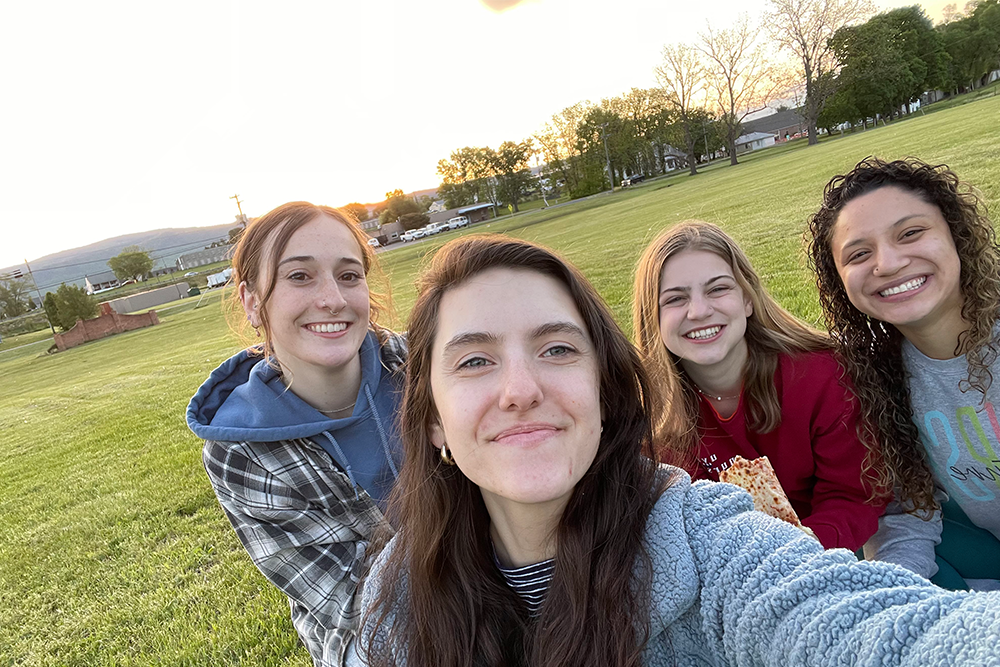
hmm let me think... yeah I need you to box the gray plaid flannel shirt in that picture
[203,331,406,667]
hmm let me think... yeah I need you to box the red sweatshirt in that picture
[693,350,882,551]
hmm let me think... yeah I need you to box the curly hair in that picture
[806,157,1000,513]
[633,221,832,467]
[364,235,668,667]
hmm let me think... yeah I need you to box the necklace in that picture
[692,384,740,402]
[317,401,356,415]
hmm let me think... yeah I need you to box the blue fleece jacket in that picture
[351,470,1000,666]
[186,330,403,507]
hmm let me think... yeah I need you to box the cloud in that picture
[480,0,526,11]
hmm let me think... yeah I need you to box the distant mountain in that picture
[2,223,241,294]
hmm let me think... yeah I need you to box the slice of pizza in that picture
[719,455,803,528]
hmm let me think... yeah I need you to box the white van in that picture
[447,216,470,230]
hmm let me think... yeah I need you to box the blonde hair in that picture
[632,221,831,461]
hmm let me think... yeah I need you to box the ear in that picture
[744,295,753,319]
[239,281,261,327]
[429,420,446,451]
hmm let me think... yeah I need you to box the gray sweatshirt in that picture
[865,338,1000,590]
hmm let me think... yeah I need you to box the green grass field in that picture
[3,93,999,666]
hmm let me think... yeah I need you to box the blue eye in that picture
[542,345,575,358]
[458,356,490,369]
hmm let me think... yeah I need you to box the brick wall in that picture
[54,310,160,352]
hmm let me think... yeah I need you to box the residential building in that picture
[176,246,231,271]
[85,270,121,295]
[743,109,808,142]
[734,131,776,153]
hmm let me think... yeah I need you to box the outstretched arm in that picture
[685,480,998,667]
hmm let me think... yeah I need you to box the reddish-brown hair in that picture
[227,201,389,359]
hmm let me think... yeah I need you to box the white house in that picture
[734,131,776,153]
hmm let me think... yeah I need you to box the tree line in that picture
[354,0,998,221]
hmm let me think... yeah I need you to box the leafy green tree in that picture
[43,292,60,329]
[107,246,153,282]
[228,227,244,245]
[488,140,535,213]
[939,0,1000,93]
[0,279,31,318]
[436,147,495,209]
[378,190,420,226]
[341,203,370,222]
[534,102,596,199]
[54,283,98,330]
[398,212,430,231]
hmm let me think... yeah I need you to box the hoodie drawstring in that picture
[320,431,361,500]
[366,384,400,481]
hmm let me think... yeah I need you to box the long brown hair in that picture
[365,235,668,667]
[807,156,1000,514]
[633,221,831,463]
[227,201,389,358]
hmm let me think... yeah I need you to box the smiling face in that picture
[830,185,963,339]
[427,268,602,513]
[657,249,753,376]
[241,213,370,377]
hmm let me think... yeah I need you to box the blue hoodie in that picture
[187,330,403,508]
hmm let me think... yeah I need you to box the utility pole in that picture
[599,123,614,193]
[230,194,247,227]
[23,259,56,336]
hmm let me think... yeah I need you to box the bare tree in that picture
[700,15,785,165]
[655,44,705,175]
[767,0,874,145]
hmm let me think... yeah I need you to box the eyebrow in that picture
[277,255,364,268]
[660,275,732,294]
[840,214,927,251]
[440,321,589,357]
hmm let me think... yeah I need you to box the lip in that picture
[682,324,724,342]
[874,275,929,299]
[492,422,560,446]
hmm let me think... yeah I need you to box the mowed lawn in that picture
[3,94,999,666]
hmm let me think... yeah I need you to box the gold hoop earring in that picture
[440,442,456,466]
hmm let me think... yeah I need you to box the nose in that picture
[498,358,543,411]
[687,293,713,321]
[873,244,909,277]
[318,276,348,313]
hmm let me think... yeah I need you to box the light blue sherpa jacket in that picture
[349,470,1000,666]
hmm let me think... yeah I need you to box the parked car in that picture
[367,237,380,248]
[184,271,197,277]
[622,173,645,187]
[401,230,416,242]
[426,221,450,235]
[448,216,470,230]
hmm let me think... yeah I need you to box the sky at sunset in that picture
[0,0,950,269]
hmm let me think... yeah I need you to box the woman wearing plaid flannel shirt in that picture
[187,202,406,667]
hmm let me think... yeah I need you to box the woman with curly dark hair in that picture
[807,157,1000,591]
